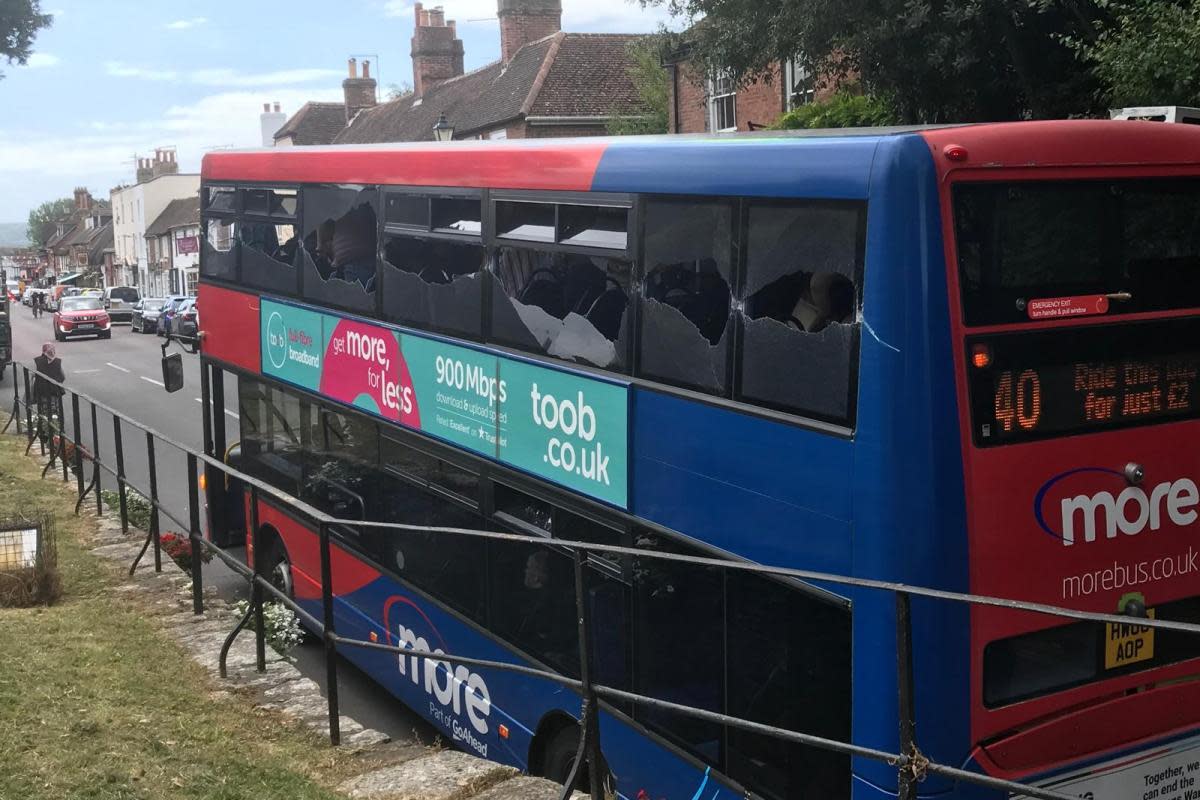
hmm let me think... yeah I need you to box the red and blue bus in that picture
[196,121,1200,800]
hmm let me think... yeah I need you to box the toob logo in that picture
[1034,468,1199,546]
[266,311,288,370]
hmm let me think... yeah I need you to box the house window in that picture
[709,73,737,132]
[784,58,815,110]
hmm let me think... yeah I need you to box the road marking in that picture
[105,362,130,373]
[139,376,164,387]
[73,369,101,374]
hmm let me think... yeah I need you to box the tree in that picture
[1,0,52,79]
[775,90,896,129]
[385,81,414,101]
[640,0,1111,123]
[1072,0,1200,108]
[608,36,671,135]
[26,198,73,248]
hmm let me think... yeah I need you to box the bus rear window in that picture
[984,596,1200,707]
[954,179,1200,325]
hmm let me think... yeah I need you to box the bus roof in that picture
[201,120,1200,200]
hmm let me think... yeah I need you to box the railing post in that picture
[249,487,266,673]
[187,453,204,615]
[22,367,34,450]
[71,393,84,501]
[146,432,161,573]
[11,360,21,435]
[896,592,919,800]
[91,404,102,517]
[58,394,68,482]
[573,549,605,799]
[113,415,128,532]
[318,519,341,745]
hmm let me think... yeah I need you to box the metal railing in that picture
[5,359,1200,800]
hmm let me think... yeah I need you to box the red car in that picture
[53,295,111,341]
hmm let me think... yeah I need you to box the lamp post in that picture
[433,113,455,142]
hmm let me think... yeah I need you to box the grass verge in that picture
[0,433,354,800]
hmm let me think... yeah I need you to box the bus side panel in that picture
[849,135,973,795]
[197,284,260,374]
[254,498,748,799]
[629,387,855,574]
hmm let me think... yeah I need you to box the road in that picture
[5,303,433,744]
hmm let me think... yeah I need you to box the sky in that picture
[0,0,680,226]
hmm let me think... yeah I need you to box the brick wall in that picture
[523,122,607,138]
[669,61,793,133]
[412,23,464,96]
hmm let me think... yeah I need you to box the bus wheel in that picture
[261,536,294,599]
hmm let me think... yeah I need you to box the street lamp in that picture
[433,113,455,142]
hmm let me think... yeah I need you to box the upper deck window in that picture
[204,186,237,214]
[244,188,297,218]
[737,201,862,423]
[638,198,734,395]
[496,201,555,243]
[301,186,378,313]
[954,178,1200,325]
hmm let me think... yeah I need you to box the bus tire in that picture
[259,532,294,600]
[534,719,611,792]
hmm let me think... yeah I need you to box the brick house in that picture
[43,188,112,285]
[274,0,653,146]
[665,49,833,133]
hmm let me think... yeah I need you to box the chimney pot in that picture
[448,19,456,35]
[274,101,281,112]
[362,60,370,79]
[414,1,423,24]
[263,102,270,112]
[348,57,357,78]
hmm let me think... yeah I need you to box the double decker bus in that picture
[196,121,1200,800]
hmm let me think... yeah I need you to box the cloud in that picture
[166,16,208,30]
[188,68,343,87]
[105,61,179,81]
[22,52,60,69]
[105,62,339,88]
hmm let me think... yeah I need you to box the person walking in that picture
[32,290,42,318]
[33,342,65,444]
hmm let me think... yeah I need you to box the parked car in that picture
[53,295,111,341]
[21,288,35,306]
[103,285,141,323]
[157,295,188,336]
[130,297,166,333]
[170,296,199,340]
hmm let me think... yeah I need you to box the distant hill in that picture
[0,223,28,248]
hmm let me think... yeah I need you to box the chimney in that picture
[261,100,288,146]
[151,147,179,178]
[342,56,377,123]
[498,0,562,63]
[73,187,92,211]
[135,157,153,183]
[411,3,465,97]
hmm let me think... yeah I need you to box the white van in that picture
[103,286,141,323]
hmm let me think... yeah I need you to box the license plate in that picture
[1106,610,1156,670]
[75,323,94,330]
[1014,733,1200,800]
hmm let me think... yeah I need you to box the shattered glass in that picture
[240,221,298,294]
[381,236,484,338]
[739,318,856,422]
[301,186,378,311]
[490,247,630,370]
[638,199,734,394]
[743,203,860,297]
[201,217,236,280]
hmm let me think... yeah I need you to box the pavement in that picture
[5,302,435,744]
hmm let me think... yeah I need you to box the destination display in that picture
[260,298,629,508]
[969,320,1200,445]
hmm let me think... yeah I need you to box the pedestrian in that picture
[32,291,41,318]
[33,342,65,443]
